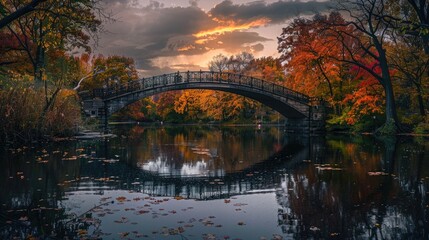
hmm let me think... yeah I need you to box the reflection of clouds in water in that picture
[181,161,208,176]
[140,157,174,175]
[139,156,224,177]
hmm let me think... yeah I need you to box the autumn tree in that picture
[115,98,158,122]
[342,64,385,125]
[388,40,429,118]
[208,52,254,74]
[156,91,182,122]
[329,0,401,133]
[278,13,352,110]
[208,53,229,72]
[80,55,138,90]
[0,30,28,71]
[0,0,46,29]
[381,0,429,119]
[393,0,429,55]
[247,57,285,84]
[2,0,104,86]
[174,90,205,120]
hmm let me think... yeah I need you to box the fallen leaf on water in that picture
[272,234,283,240]
[116,196,127,202]
[136,210,150,215]
[119,232,129,238]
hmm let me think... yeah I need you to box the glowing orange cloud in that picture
[177,45,196,52]
[193,18,271,38]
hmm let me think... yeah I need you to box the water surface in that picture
[0,125,428,239]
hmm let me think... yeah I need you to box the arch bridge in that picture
[80,71,325,132]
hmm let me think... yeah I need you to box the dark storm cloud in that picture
[209,0,333,24]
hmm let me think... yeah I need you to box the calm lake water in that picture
[0,125,428,239]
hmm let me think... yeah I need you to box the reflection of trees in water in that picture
[0,142,92,239]
[276,136,429,239]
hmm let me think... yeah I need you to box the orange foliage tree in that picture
[278,13,350,107]
[342,63,385,125]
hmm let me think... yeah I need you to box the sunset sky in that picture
[97,0,332,76]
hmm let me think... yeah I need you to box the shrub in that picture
[0,87,81,143]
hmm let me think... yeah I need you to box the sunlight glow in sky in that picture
[97,0,332,76]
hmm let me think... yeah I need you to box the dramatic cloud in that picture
[97,0,332,75]
[99,2,218,71]
[209,0,333,25]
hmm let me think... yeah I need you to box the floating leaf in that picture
[116,196,127,202]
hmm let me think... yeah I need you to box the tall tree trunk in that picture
[384,79,398,122]
[34,44,44,88]
[34,20,45,88]
[416,87,426,116]
[377,43,400,132]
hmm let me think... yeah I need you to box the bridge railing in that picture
[88,71,309,104]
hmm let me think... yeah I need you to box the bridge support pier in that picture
[285,104,326,134]
[82,98,109,133]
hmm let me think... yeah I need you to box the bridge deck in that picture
[81,71,310,104]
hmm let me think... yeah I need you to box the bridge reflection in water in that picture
[69,126,312,200]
